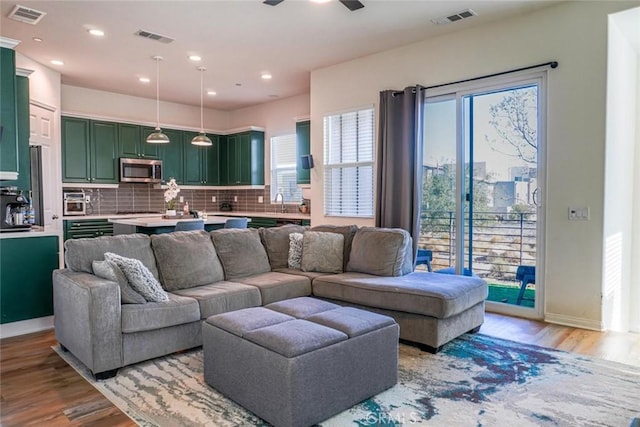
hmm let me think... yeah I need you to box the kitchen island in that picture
[109,215,243,235]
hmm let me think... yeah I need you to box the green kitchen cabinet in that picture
[62,117,118,183]
[62,117,91,182]
[296,120,311,185]
[0,47,18,180]
[222,131,264,186]
[156,127,184,184]
[64,219,114,241]
[91,121,119,183]
[0,235,59,324]
[1,75,30,191]
[183,131,220,185]
[119,123,158,159]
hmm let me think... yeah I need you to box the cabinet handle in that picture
[52,215,59,220]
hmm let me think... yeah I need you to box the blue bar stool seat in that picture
[516,265,536,305]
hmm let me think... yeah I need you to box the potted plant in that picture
[164,178,180,216]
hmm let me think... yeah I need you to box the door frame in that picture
[425,70,548,319]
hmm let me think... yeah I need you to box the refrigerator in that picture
[29,145,44,226]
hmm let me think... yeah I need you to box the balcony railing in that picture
[419,210,536,283]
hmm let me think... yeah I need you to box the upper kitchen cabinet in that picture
[296,120,310,185]
[118,123,159,159]
[0,47,18,180]
[62,117,119,184]
[183,131,220,186]
[156,127,184,184]
[222,130,264,186]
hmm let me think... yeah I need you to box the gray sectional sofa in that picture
[53,224,487,379]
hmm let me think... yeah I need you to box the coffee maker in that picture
[1,187,31,232]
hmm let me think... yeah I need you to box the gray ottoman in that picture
[203,297,399,427]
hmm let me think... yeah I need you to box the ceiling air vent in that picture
[431,9,476,25]
[7,4,46,25]
[134,30,174,44]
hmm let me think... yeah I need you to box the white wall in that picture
[633,59,640,332]
[310,1,640,329]
[16,53,60,111]
[603,13,638,332]
[229,93,310,187]
[61,85,231,133]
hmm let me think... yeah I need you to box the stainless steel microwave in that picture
[119,158,162,183]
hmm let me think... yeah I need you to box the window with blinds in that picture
[323,107,374,217]
[271,134,302,203]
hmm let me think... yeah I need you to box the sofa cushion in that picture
[311,224,358,271]
[288,232,304,270]
[260,224,307,269]
[104,252,169,302]
[231,272,311,305]
[311,271,488,319]
[347,227,412,277]
[92,260,146,304]
[171,281,262,319]
[210,228,271,280]
[272,267,334,281]
[65,233,159,279]
[121,293,200,333]
[301,231,344,274]
[151,231,224,291]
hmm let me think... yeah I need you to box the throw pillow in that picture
[151,231,224,291]
[300,231,344,274]
[288,232,304,270]
[260,224,307,269]
[210,228,271,280]
[347,227,412,277]
[92,260,146,304]
[310,224,358,270]
[104,252,169,302]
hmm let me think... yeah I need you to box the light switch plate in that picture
[568,206,590,220]
[212,196,216,202]
[258,196,264,203]
[179,196,184,203]
[234,196,238,202]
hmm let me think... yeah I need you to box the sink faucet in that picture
[274,192,286,213]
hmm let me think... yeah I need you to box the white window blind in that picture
[323,107,374,217]
[271,134,302,203]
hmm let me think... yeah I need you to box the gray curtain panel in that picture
[376,86,425,263]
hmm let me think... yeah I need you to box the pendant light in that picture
[191,66,212,146]
[147,55,170,144]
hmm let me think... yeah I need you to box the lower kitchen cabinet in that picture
[0,235,59,324]
[63,219,114,240]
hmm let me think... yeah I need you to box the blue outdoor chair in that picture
[516,265,536,305]
[416,248,433,272]
[224,217,248,229]
[174,219,204,232]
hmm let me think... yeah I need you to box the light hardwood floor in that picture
[1,313,639,426]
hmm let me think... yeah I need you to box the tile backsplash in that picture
[67,184,309,216]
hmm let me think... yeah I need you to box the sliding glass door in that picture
[420,74,546,317]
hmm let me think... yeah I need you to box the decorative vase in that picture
[165,209,177,217]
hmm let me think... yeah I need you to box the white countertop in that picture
[109,216,240,227]
[65,211,311,221]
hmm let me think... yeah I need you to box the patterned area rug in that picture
[55,333,640,426]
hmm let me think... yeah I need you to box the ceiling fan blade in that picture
[263,0,284,5]
[339,0,364,11]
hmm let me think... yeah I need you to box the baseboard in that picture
[0,316,54,339]
[544,313,604,331]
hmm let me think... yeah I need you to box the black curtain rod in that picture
[393,61,558,95]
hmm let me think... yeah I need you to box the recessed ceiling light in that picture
[32,37,43,42]
[207,90,217,96]
[189,55,202,62]
[50,60,64,66]
[261,73,272,80]
[139,77,150,83]
[88,29,105,37]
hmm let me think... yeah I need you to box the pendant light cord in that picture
[199,67,206,133]
[155,57,160,130]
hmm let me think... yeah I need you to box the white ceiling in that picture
[1,0,560,111]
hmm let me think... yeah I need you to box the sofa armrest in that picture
[53,269,122,375]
